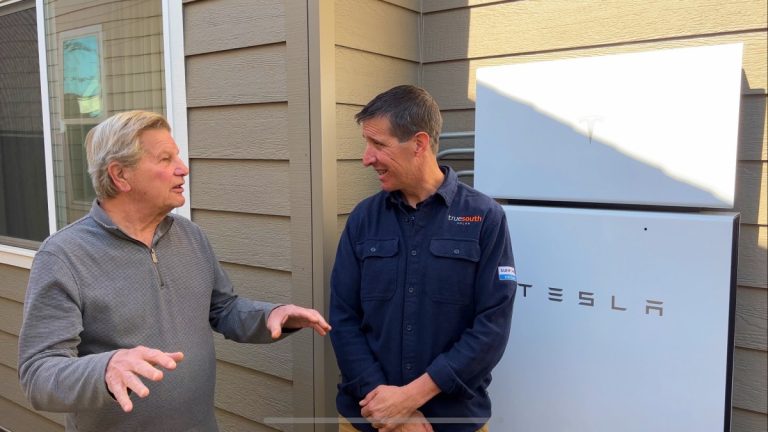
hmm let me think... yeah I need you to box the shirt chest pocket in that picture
[427,238,480,305]
[356,238,399,301]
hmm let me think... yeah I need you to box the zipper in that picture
[150,248,165,288]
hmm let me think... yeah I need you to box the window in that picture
[44,0,166,228]
[1,0,186,258]
[0,1,48,247]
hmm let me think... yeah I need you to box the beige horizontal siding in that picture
[379,0,420,11]
[0,298,22,336]
[336,104,364,159]
[335,47,419,105]
[423,0,502,13]
[220,263,291,304]
[214,334,293,381]
[192,210,290,271]
[215,406,282,432]
[336,0,420,61]
[184,0,285,56]
[337,160,381,214]
[0,396,63,432]
[422,0,767,63]
[735,162,767,225]
[103,34,164,57]
[733,407,768,432]
[186,44,287,107]
[190,160,290,216]
[0,364,65,426]
[738,225,768,288]
[733,348,768,413]
[0,331,17,370]
[213,360,292,431]
[0,264,28,303]
[738,95,767,161]
[736,286,768,350]
[188,104,289,160]
[423,32,767,110]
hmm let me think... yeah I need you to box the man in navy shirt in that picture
[330,85,516,432]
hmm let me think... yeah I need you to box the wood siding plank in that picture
[188,104,289,160]
[0,264,29,303]
[0,396,63,432]
[423,0,505,13]
[336,0,420,62]
[0,298,22,336]
[0,365,65,426]
[733,348,768,414]
[0,331,18,371]
[738,225,768,289]
[423,32,767,110]
[192,210,290,271]
[213,360,292,430]
[736,286,768,351]
[738,95,767,162]
[220,263,291,305]
[422,1,767,63]
[335,47,419,106]
[337,104,364,159]
[214,333,293,381]
[184,0,285,56]
[733,407,768,432]
[337,160,380,214]
[187,45,287,107]
[215,407,283,432]
[190,160,290,216]
[735,162,768,225]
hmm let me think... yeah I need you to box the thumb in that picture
[360,388,377,406]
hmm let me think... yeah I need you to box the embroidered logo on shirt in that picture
[498,266,516,281]
[448,214,483,225]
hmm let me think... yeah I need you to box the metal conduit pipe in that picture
[437,131,475,178]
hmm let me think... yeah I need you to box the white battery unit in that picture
[488,205,737,432]
[474,43,743,208]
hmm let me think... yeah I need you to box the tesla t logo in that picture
[519,283,664,317]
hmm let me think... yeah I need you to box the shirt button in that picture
[405,364,412,370]
[370,247,376,252]
[408,286,414,293]
[453,249,460,254]
[406,324,413,331]
[410,250,417,256]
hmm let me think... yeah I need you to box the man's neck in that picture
[401,161,445,208]
[100,197,168,247]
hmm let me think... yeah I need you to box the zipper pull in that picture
[151,248,158,263]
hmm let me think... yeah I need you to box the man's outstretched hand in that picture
[267,304,331,339]
[105,346,184,412]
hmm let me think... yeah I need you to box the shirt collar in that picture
[89,199,174,246]
[385,165,458,209]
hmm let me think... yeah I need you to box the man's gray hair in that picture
[85,110,170,199]
[355,85,443,154]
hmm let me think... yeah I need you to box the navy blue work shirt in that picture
[330,166,516,432]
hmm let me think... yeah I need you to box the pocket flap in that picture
[429,238,480,262]
[357,238,399,259]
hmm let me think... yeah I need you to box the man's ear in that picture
[107,161,131,193]
[413,131,432,156]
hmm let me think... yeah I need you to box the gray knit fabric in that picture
[18,201,280,431]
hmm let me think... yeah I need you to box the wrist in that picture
[403,373,440,409]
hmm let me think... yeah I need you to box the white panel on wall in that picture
[474,44,743,208]
[489,205,737,432]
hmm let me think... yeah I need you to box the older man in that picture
[18,110,330,431]
[329,85,516,432]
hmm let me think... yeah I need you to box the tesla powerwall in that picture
[487,205,737,432]
[474,43,743,208]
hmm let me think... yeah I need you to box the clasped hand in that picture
[360,385,433,432]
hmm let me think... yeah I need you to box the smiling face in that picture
[361,116,420,194]
[123,128,189,214]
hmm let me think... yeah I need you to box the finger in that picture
[123,371,151,398]
[113,387,133,413]
[360,389,376,406]
[131,361,164,382]
[141,348,181,370]
[167,351,184,364]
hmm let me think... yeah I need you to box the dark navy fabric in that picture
[330,167,516,432]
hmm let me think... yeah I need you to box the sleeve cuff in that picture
[426,356,477,400]
[338,361,388,400]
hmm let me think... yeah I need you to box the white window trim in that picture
[0,0,189,268]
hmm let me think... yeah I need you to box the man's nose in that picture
[175,159,189,176]
[362,145,376,166]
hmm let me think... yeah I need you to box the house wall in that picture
[420,1,767,431]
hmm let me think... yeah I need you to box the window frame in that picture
[0,0,189,268]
